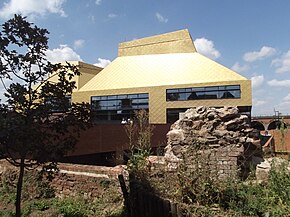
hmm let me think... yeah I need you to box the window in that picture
[45,95,71,112]
[167,108,188,123]
[166,85,241,101]
[91,93,149,122]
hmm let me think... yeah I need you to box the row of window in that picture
[92,109,147,122]
[91,93,149,111]
[166,85,241,101]
[46,85,241,114]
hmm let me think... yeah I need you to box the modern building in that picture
[64,29,252,164]
[73,29,252,124]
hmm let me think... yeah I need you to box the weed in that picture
[32,200,50,211]
[56,197,88,217]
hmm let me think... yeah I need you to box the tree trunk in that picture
[15,158,25,217]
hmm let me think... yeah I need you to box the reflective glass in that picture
[166,85,240,101]
[196,92,204,99]
[179,93,187,100]
[192,87,205,92]
[167,89,179,93]
[185,88,192,92]
[108,95,117,100]
[128,94,138,99]
[205,86,219,91]
[226,85,240,90]
[117,95,127,99]
[178,88,186,93]
[92,96,100,100]
[167,93,179,101]
[139,93,149,98]
[204,91,218,99]
[230,90,241,98]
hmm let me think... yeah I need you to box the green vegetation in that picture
[125,109,153,172]
[0,168,125,217]
[131,150,290,216]
[125,112,290,216]
[0,15,91,216]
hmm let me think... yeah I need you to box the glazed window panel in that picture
[91,93,149,123]
[166,85,241,101]
[91,93,149,111]
[204,91,218,99]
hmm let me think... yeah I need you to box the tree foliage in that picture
[0,14,91,216]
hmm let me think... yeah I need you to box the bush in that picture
[0,210,14,217]
[32,200,50,211]
[56,197,88,217]
[220,162,290,216]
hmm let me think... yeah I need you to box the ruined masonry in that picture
[164,106,262,178]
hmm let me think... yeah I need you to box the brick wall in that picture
[0,160,126,198]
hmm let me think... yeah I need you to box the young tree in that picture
[0,15,91,216]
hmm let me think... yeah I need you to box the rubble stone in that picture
[164,106,263,178]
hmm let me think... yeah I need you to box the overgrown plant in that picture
[125,109,153,171]
[0,15,91,216]
[176,145,222,207]
[278,118,288,151]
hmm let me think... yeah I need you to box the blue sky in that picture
[0,0,290,116]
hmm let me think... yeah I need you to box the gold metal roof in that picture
[118,29,196,56]
[78,52,248,92]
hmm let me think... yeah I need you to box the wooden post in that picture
[118,174,131,217]
[170,202,177,217]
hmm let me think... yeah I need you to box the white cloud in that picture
[268,79,290,87]
[107,13,117,19]
[283,93,290,102]
[272,50,290,73]
[45,45,82,63]
[73,39,85,50]
[194,38,221,60]
[95,0,102,5]
[155,12,168,23]
[243,46,276,62]
[94,58,111,68]
[231,62,250,73]
[89,15,95,22]
[0,0,67,19]
[251,74,264,89]
[253,98,267,107]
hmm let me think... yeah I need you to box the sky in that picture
[0,0,290,116]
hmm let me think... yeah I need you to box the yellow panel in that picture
[72,80,252,124]
[118,29,196,56]
[165,80,252,109]
[71,29,252,124]
[79,53,248,92]
[37,61,102,92]
[149,87,166,123]
[77,62,103,90]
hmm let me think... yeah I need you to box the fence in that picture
[119,174,181,217]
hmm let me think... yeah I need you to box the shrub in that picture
[220,161,290,216]
[32,200,50,211]
[56,197,88,217]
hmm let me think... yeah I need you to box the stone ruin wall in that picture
[0,106,264,197]
[0,160,126,198]
[50,163,126,198]
[164,106,262,178]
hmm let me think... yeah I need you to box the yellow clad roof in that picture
[78,29,248,92]
[78,52,247,92]
[118,29,196,56]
